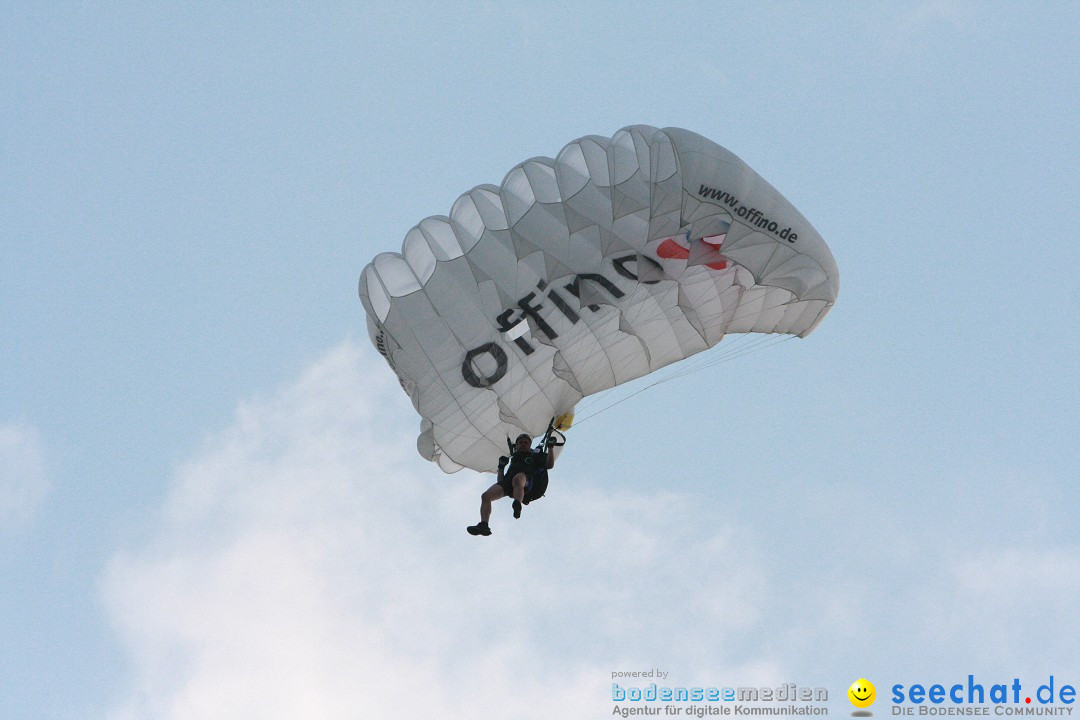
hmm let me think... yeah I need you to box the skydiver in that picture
[466,432,556,537]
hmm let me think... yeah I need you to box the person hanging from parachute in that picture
[466,422,564,536]
[358,126,839,532]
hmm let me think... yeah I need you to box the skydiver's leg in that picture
[480,483,505,523]
[512,472,527,519]
[468,484,504,535]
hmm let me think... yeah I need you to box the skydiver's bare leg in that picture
[480,484,505,523]
[468,484,504,536]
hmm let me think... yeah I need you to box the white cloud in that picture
[101,341,1080,718]
[102,342,776,720]
[924,549,1080,673]
[0,422,49,533]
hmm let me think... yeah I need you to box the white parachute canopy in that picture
[359,126,839,473]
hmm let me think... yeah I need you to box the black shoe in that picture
[512,499,522,519]
[467,521,491,536]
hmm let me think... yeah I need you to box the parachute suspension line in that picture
[571,334,795,426]
[572,335,724,416]
[663,334,792,382]
[570,332,764,417]
[570,287,799,418]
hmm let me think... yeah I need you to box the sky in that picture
[2,2,1079,718]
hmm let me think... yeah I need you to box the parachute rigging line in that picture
[571,334,794,426]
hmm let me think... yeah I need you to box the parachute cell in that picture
[359,126,839,473]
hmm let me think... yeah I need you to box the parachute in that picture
[358,126,839,473]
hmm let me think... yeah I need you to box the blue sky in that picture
[3,2,1079,718]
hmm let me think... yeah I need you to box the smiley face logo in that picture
[848,679,876,709]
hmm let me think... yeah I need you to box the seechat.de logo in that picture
[850,679,877,716]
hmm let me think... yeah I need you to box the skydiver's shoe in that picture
[512,499,522,519]
[467,521,491,536]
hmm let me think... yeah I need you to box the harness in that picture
[504,418,566,504]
